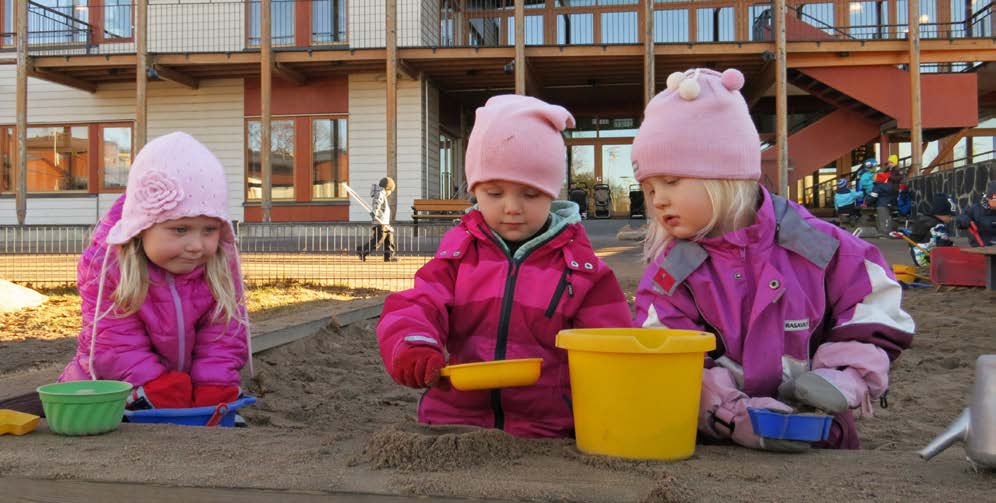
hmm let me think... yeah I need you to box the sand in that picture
[1,242,994,501]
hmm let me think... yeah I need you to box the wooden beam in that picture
[909,0,923,175]
[775,0,789,197]
[261,0,273,223]
[643,0,654,108]
[272,62,307,85]
[743,59,774,108]
[136,0,148,151]
[396,59,416,80]
[386,0,398,217]
[26,66,98,93]
[923,129,969,173]
[151,63,199,90]
[15,0,27,225]
[515,0,526,94]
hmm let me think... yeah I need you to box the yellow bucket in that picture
[892,264,922,283]
[556,328,715,461]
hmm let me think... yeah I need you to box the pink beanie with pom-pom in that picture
[631,68,760,182]
[465,94,576,198]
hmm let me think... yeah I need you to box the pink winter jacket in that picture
[60,195,249,388]
[378,203,632,438]
[635,188,915,449]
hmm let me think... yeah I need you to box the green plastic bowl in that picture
[36,380,132,436]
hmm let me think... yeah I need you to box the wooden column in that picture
[386,0,398,215]
[775,0,789,196]
[643,0,655,108]
[514,0,526,94]
[15,0,28,224]
[909,0,922,175]
[455,0,466,45]
[261,0,273,222]
[135,0,148,152]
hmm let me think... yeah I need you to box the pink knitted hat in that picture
[106,131,235,245]
[631,68,760,182]
[465,94,576,198]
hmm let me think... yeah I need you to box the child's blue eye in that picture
[173,227,187,234]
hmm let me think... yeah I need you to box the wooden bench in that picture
[961,245,996,290]
[411,199,471,236]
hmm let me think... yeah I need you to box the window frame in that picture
[308,115,349,201]
[96,122,134,192]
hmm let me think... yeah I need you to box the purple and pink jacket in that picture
[378,202,632,438]
[635,188,914,449]
[60,195,249,388]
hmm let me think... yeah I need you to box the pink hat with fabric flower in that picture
[465,94,576,198]
[631,68,760,182]
[106,131,234,245]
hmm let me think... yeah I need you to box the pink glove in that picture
[699,367,808,452]
[780,342,891,416]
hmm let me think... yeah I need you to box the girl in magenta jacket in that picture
[631,69,914,451]
[377,95,632,438]
[60,132,250,410]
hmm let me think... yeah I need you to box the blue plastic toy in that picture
[124,397,256,427]
[747,408,833,442]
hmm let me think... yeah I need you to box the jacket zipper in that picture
[481,223,567,431]
[544,268,573,318]
[167,274,186,372]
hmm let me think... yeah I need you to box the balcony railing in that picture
[0,0,993,56]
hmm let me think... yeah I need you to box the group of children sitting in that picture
[59,68,924,454]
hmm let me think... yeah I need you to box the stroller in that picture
[568,183,590,219]
[593,183,611,219]
[628,184,645,219]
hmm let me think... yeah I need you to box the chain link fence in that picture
[0,221,455,291]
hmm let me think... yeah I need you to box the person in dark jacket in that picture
[955,181,996,247]
[905,193,956,266]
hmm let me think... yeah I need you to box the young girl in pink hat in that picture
[60,131,250,411]
[377,95,631,438]
[631,68,915,451]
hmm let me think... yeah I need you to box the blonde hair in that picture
[113,237,243,325]
[642,179,760,263]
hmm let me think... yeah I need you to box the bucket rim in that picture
[556,328,715,354]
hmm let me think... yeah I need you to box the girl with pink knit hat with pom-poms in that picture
[377,95,631,438]
[60,131,250,413]
[631,68,915,451]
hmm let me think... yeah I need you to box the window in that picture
[697,7,735,42]
[23,126,90,192]
[248,0,295,46]
[247,116,349,203]
[102,0,133,40]
[0,127,10,192]
[311,118,348,199]
[247,119,295,200]
[101,125,132,189]
[654,9,689,43]
[28,0,89,46]
[1,122,134,194]
[312,0,346,44]
[439,133,454,198]
[2,0,13,47]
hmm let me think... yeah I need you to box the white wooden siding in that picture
[0,68,245,225]
[348,73,425,222]
[425,81,440,198]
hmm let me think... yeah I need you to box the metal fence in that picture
[2,1,995,56]
[0,221,455,291]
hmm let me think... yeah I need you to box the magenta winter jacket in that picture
[378,202,632,438]
[60,195,249,388]
[635,187,915,448]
